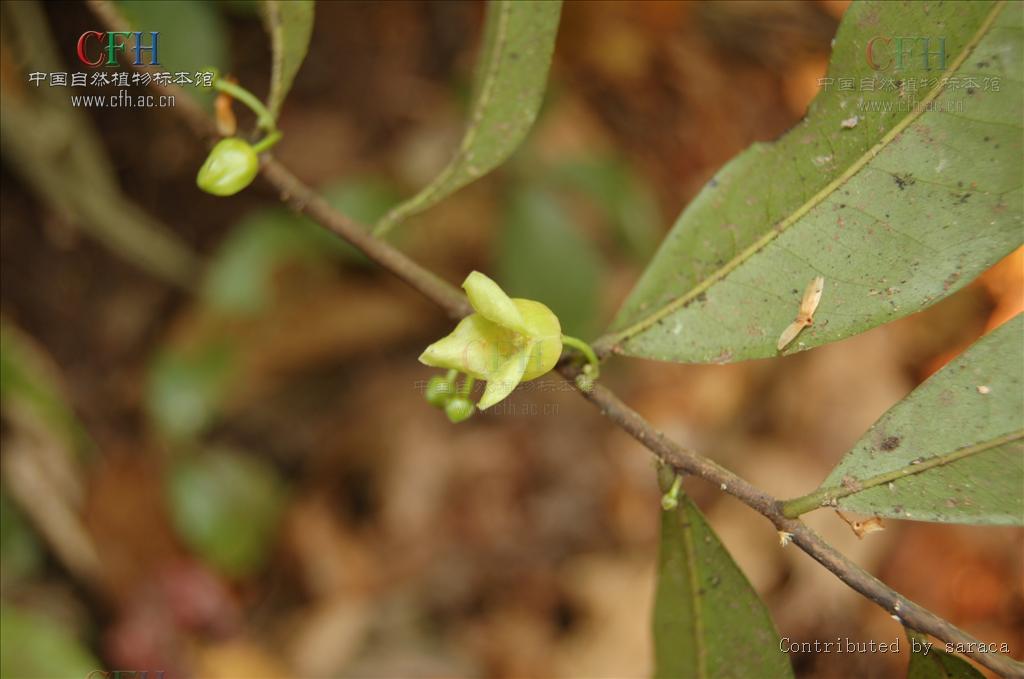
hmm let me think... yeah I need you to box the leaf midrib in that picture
[599,1,1006,351]
[266,0,311,120]
[680,503,707,679]
[460,0,512,154]
[799,429,1024,513]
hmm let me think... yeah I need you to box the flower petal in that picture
[419,314,516,379]
[463,271,528,334]
[522,336,562,381]
[512,299,562,380]
[513,298,560,339]
[477,353,528,410]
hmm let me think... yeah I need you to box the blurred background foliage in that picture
[0,1,1021,678]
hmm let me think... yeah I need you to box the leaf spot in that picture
[880,435,902,451]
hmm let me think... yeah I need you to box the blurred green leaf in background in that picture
[552,155,661,264]
[115,0,229,108]
[497,187,604,338]
[202,209,327,316]
[0,606,101,679]
[147,342,236,441]
[0,491,43,589]
[204,178,403,316]
[0,321,90,457]
[166,448,286,578]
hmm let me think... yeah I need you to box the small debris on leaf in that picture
[777,276,825,351]
[840,115,860,129]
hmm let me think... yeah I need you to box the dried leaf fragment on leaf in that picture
[835,511,885,539]
[777,276,825,351]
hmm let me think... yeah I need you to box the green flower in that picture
[419,272,562,410]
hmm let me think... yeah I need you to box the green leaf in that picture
[202,208,330,315]
[262,0,314,120]
[552,156,661,262]
[320,177,404,265]
[0,321,90,456]
[0,490,43,586]
[374,0,562,235]
[321,177,403,227]
[116,1,229,109]
[0,2,201,288]
[603,1,1022,364]
[0,606,101,679]
[166,448,286,578]
[785,315,1023,524]
[203,180,400,314]
[146,342,236,440]
[654,477,793,679]
[497,188,603,337]
[906,631,984,679]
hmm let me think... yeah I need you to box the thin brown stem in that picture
[259,161,471,320]
[564,375,1023,678]
[82,3,1024,675]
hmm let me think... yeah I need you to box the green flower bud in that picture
[444,396,475,423]
[425,375,454,408]
[197,138,259,196]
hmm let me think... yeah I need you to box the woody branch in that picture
[82,3,1024,675]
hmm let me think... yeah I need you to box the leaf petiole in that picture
[661,474,682,511]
